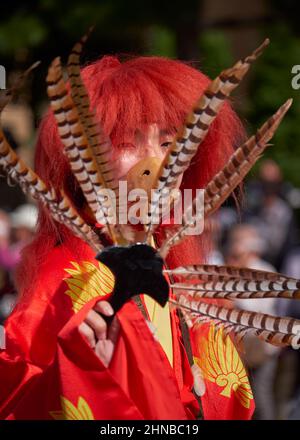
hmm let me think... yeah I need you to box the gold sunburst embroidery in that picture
[194,325,253,409]
[50,396,94,420]
[64,260,115,312]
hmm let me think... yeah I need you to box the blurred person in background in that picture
[0,204,37,272]
[0,210,11,266]
[10,204,38,265]
[0,128,26,212]
[243,159,299,270]
[275,249,300,419]
[226,223,280,420]
[0,209,14,324]
[0,204,37,323]
[204,216,225,265]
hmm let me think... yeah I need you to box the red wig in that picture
[16,55,245,297]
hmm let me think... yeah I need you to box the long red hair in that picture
[16,55,245,296]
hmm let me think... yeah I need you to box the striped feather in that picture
[164,264,291,282]
[47,57,117,242]
[204,99,292,218]
[0,127,101,250]
[173,275,300,291]
[159,98,292,257]
[224,326,299,348]
[56,189,103,251]
[67,31,125,242]
[47,58,102,211]
[171,280,300,299]
[159,190,204,257]
[146,39,269,236]
[0,61,40,112]
[202,319,299,348]
[0,128,56,202]
[171,297,300,348]
[67,30,119,198]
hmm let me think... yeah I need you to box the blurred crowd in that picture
[0,203,37,323]
[209,159,300,420]
[0,118,37,325]
[0,154,300,419]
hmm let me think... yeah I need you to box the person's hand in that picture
[78,300,120,367]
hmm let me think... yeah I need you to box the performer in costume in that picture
[0,34,299,420]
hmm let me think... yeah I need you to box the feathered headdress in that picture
[1,33,300,350]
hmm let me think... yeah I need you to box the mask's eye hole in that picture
[161,141,172,148]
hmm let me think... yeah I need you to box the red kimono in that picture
[0,242,254,420]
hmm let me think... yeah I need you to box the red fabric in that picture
[2,302,188,420]
[0,243,254,420]
[0,243,198,419]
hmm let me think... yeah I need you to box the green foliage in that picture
[247,24,300,185]
[198,30,234,78]
[145,26,177,58]
[0,12,47,55]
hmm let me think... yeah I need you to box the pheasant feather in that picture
[67,30,118,194]
[47,57,118,242]
[67,31,124,240]
[204,99,292,218]
[0,127,100,250]
[67,32,130,243]
[173,297,300,348]
[146,39,269,236]
[171,280,300,300]
[164,264,292,282]
[0,61,40,112]
[159,99,292,257]
[168,264,300,298]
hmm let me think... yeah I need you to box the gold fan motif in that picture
[194,325,253,409]
[50,396,94,420]
[64,261,115,312]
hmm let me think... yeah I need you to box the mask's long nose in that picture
[126,157,162,195]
